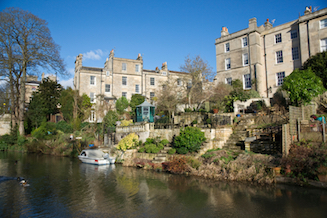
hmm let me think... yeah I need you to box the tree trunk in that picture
[18,61,26,135]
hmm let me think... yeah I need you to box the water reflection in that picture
[1,152,327,217]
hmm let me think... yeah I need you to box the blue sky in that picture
[1,0,327,88]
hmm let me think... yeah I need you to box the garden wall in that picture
[0,114,10,136]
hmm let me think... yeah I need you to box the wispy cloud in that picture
[59,77,74,89]
[83,49,105,60]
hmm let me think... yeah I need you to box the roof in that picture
[136,100,155,108]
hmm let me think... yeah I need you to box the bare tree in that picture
[0,8,66,135]
[180,55,214,109]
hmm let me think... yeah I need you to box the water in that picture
[1,152,327,218]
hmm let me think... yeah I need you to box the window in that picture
[150,77,155,86]
[243,74,251,89]
[135,64,139,72]
[122,63,127,71]
[32,87,36,91]
[150,92,155,99]
[320,19,327,29]
[276,72,285,86]
[243,53,249,66]
[106,71,110,76]
[225,58,231,70]
[275,33,282,43]
[143,107,149,116]
[122,76,127,86]
[177,79,182,86]
[90,76,95,85]
[135,84,139,93]
[225,43,230,52]
[90,92,95,103]
[292,47,299,60]
[225,77,232,85]
[122,92,127,98]
[242,37,248,47]
[290,30,298,39]
[90,110,96,122]
[276,50,283,63]
[187,80,192,89]
[321,38,327,52]
[105,84,110,93]
[162,71,167,75]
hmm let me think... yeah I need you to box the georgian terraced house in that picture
[74,50,191,122]
[214,6,327,98]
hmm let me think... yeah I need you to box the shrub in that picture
[31,122,57,139]
[184,108,192,112]
[138,147,145,153]
[206,118,211,124]
[167,148,176,155]
[282,140,327,180]
[187,157,201,170]
[160,139,169,146]
[56,121,73,133]
[167,156,189,174]
[116,133,139,151]
[121,120,133,127]
[173,127,206,154]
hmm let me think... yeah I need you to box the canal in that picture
[1,152,327,217]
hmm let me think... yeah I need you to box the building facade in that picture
[74,50,191,122]
[214,7,327,98]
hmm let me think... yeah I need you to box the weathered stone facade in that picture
[215,7,327,98]
[74,50,191,122]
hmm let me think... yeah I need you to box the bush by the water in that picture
[173,127,206,154]
[56,121,73,133]
[138,137,168,154]
[31,122,57,139]
[282,140,327,181]
[116,133,139,151]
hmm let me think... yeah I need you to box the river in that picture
[1,152,327,217]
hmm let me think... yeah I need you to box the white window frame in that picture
[243,53,249,66]
[122,63,127,71]
[135,64,140,72]
[150,92,155,99]
[225,43,230,52]
[292,47,299,60]
[122,76,127,86]
[90,92,95,103]
[242,37,248,47]
[243,74,251,89]
[122,92,127,98]
[275,33,282,44]
[290,29,298,39]
[177,79,182,86]
[105,84,110,93]
[90,76,96,85]
[150,77,155,86]
[106,71,110,76]
[276,50,283,63]
[135,84,139,93]
[89,110,96,122]
[320,19,327,29]
[225,58,231,70]
[321,38,327,52]
[276,72,285,86]
[225,77,232,85]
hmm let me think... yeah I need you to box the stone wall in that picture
[0,114,11,136]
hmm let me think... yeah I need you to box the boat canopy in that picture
[82,149,105,158]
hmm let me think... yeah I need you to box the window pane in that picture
[122,76,127,85]
[276,50,283,63]
[135,84,139,93]
[225,43,230,52]
[150,77,155,85]
[275,33,282,43]
[122,63,127,71]
[225,77,232,85]
[225,58,231,70]
[292,47,299,60]
[243,74,251,89]
[122,92,127,98]
[90,76,95,85]
[105,84,110,92]
[290,30,298,39]
[321,38,327,52]
[276,72,285,86]
[135,64,139,72]
[242,37,248,47]
[243,53,248,65]
[321,19,327,29]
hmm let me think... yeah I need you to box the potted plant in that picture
[317,164,327,182]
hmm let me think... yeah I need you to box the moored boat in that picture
[78,149,115,165]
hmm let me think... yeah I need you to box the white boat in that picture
[78,149,116,165]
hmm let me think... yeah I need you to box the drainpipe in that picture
[111,56,114,97]
[247,33,252,88]
[306,20,311,58]
[264,35,269,98]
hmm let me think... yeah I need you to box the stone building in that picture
[25,73,56,103]
[214,6,327,98]
[74,50,191,122]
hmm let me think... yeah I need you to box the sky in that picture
[1,0,327,88]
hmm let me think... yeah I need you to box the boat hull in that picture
[78,157,115,165]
